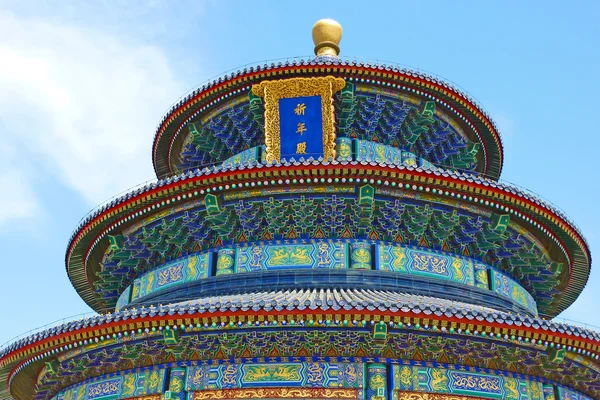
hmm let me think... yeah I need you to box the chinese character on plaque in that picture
[251,76,346,163]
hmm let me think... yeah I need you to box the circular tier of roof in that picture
[151,58,504,180]
[65,160,590,318]
[2,290,599,400]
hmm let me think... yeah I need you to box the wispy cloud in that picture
[0,12,184,227]
[0,142,40,226]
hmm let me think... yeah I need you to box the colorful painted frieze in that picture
[557,386,595,400]
[167,368,187,400]
[115,285,131,311]
[490,269,538,315]
[474,263,490,290]
[236,242,347,272]
[186,362,363,391]
[377,244,475,286]
[216,248,236,275]
[350,242,372,269]
[221,146,260,169]
[130,253,211,302]
[544,384,557,400]
[56,369,167,400]
[336,137,353,162]
[391,365,544,400]
[366,363,387,400]
[401,151,417,167]
[356,139,403,165]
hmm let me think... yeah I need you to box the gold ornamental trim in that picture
[193,387,357,399]
[394,391,489,400]
[252,76,346,163]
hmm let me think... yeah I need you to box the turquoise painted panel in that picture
[115,285,131,311]
[336,137,353,161]
[168,368,187,400]
[56,369,167,400]
[366,363,387,400]
[490,269,538,315]
[185,362,363,390]
[392,365,544,400]
[419,158,435,170]
[377,244,475,286]
[356,139,402,164]
[221,146,260,169]
[235,242,347,272]
[557,386,594,400]
[216,248,235,275]
[401,151,417,167]
[350,242,372,269]
[543,384,556,400]
[131,253,211,302]
[474,263,490,290]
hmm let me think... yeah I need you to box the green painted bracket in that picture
[546,346,566,364]
[163,328,180,345]
[45,360,59,375]
[107,234,124,251]
[204,194,222,215]
[490,213,510,234]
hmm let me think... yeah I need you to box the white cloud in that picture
[0,12,184,226]
[0,143,40,225]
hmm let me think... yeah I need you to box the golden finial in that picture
[312,18,343,57]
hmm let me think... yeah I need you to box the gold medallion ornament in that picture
[252,76,346,163]
[312,18,343,57]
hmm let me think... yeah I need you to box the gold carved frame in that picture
[252,76,346,163]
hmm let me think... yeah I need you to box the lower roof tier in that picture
[1,290,599,400]
[66,159,590,317]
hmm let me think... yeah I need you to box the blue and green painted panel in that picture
[557,386,594,400]
[491,269,537,315]
[356,139,402,164]
[55,369,167,400]
[336,137,353,161]
[474,263,490,290]
[221,146,260,169]
[377,244,475,286]
[353,139,435,168]
[366,364,387,400]
[350,242,372,269]
[186,362,363,390]
[235,242,347,272]
[392,365,544,400]
[167,368,187,400]
[544,384,556,400]
[115,285,131,312]
[129,253,211,303]
[401,150,417,167]
[216,248,235,275]
[419,158,435,170]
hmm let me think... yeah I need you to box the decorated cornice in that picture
[151,59,504,179]
[1,290,599,400]
[65,160,590,316]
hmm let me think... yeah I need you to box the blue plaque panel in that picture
[279,95,323,159]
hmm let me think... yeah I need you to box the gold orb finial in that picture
[312,18,342,57]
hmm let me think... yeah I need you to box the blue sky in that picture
[0,0,598,346]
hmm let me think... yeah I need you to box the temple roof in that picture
[66,159,590,317]
[2,289,599,360]
[151,58,504,179]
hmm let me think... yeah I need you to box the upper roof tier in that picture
[152,25,504,179]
